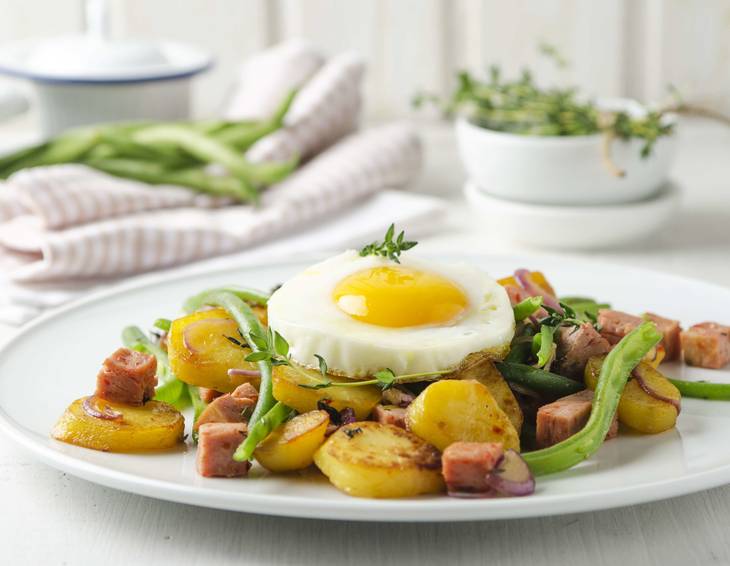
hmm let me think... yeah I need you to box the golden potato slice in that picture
[272,364,381,420]
[168,309,261,392]
[255,410,330,472]
[585,357,680,434]
[451,353,523,433]
[406,379,520,451]
[52,397,184,452]
[314,422,444,498]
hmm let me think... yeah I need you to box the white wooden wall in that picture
[1,0,728,119]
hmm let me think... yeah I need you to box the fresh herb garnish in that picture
[359,223,417,264]
[298,365,449,391]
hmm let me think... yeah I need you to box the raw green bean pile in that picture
[0,90,298,203]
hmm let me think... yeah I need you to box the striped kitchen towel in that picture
[0,122,423,283]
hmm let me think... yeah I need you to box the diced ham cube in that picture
[95,347,157,406]
[194,388,258,431]
[536,389,618,448]
[442,441,504,494]
[555,323,611,378]
[381,386,415,408]
[196,423,250,477]
[681,323,730,369]
[644,313,682,361]
[199,387,223,404]
[597,309,642,345]
[231,382,259,402]
[371,405,407,428]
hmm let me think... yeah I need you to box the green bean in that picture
[121,325,189,409]
[523,321,662,476]
[513,296,544,321]
[233,401,294,462]
[132,125,297,186]
[0,141,50,178]
[86,158,257,201]
[153,318,172,332]
[215,89,297,151]
[496,361,584,397]
[533,324,557,368]
[182,288,275,436]
[188,385,206,420]
[667,379,730,400]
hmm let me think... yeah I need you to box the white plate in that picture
[464,181,680,250]
[1,254,730,522]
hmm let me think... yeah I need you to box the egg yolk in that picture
[332,266,468,328]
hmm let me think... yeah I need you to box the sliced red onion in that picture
[82,396,123,421]
[182,319,234,354]
[632,370,681,414]
[515,269,563,314]
[339,407,357,426]
[227,368,261,378]
[484,449,536,497]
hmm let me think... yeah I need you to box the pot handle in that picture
[0,85,29,123]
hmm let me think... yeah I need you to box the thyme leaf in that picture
[359,223,417,264]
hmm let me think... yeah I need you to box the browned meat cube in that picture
[196,423,250,477]
[194,390,257,431]
[381,386,415,408]
[644,313,683,361]
[681,323,730,369]
[536,389,618,448]
[371,405,407,428]
[199,387,223,404]
[231,382,259,402]
[555,323,611,378]
[597,309,642,345]
[442,441,504,494]
[95,347,157,406]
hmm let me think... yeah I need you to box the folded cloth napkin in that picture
[224,38,324,121]
[0,190,446,325]
[0,122,421,282]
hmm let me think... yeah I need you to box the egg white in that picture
[266,250,515,377]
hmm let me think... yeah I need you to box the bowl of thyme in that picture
[415,62,677,206]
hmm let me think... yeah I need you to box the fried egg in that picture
[266,251,514,377]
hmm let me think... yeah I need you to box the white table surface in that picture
[1,118,730,565]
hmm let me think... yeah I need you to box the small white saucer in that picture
[464,180,680,250]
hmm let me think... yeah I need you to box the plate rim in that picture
[2,252,730,522]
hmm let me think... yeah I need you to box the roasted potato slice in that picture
[314,422,444,498]
[585,357,680,434]
[168,308,260,393]
[451,353,523,433]
[406,379,520,451]
[255,410,330,472]
[52,397,184,452]
[272,364,381,420]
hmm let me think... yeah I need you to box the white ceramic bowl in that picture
[456,102,677,206]
[464,180,680,250]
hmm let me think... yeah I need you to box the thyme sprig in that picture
[413,44,675,161]
[359,223,417,264]
[298,367,450,392]
[232,325,447,392]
